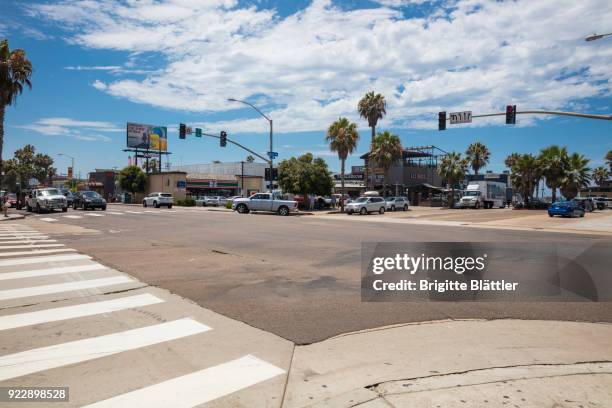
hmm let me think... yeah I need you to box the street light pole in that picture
[228,98,274,192]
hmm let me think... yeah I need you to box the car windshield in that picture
[40,189,61,196]
[464,191,479,196]
[83,191,100,198]
[355,197,368,203]
[161,193,172,197]
[386,197,395,201]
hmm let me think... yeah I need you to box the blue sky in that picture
[1,0,611,179]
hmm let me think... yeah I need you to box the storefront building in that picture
[172,162,266,197]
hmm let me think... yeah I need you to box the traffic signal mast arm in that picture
[467,110,612,121]
[198,131,272,165]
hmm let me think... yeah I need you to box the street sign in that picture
[267,151,278,159]
[449,111,472,124]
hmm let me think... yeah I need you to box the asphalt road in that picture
[24,205,612,344]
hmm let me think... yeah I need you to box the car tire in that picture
[347,210,353,215]
[236,204,249,214]
[73,203,78,210]
[379,207,385,214]
[278,206,289,216]
[391,205,395,212]
[580,212,585,218]
[143,201,147,207]
[360,207,367,215]
[403,204,408,211]
[168,205,172,209]
[62,207,67,213]
[153,201,159,208]
[36,204,41,214]
[549,213,553,217]
[101,206,106,211]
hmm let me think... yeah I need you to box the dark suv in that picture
[73,191,107,211]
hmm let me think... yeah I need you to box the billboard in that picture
[127,122,168,152]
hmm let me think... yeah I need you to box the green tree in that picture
[438,152,468,208]
[370,130,402,197]
[358,91,386,189]
[118,165,147,195]
[592,166,609,187]
[1,145,55,190]
[245,155,255,163]
[560,153,590,200]
[509,154,542,204]
[606,150,612,172]
[277,153,333,197]
[465,142,490,175]
[1,39,33,188]
[504,152,521,169]
[539,145,568,203]
[326,117,359,211]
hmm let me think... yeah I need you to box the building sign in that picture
[177,180,186,189]
[409,173,428,180]
[351,166,365,174]
[127,122,168,151]
[334,173,364,181]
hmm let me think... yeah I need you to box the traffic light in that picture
[220,130,227,147]
[506,105,516,125]
[179,123,186,139]
[265,168,278,181]
[438,111,446,131]
[195,128,202,138]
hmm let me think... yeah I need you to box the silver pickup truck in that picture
[26,188,68,213]
[232,193,298,216]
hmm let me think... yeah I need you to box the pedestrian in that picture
[309,194,315,211]
[331,195,336,209]
[2,191,8,218]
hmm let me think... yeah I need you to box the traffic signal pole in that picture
[197,131,272,166]
[468,110,612,121]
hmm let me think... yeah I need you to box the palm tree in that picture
[504,153,521,169]
[465,142,490,175]
[358,91,386,189]
[539,145,568,203]
[560,153,590,200]
[1,39,32,188]
[437,151,467,208]
[370,131,402,197]
[606,150,612,172]
[326,117,359,211]
[592,166,609,187]
[509,154,541,205]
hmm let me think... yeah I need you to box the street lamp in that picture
[227,98,274,192]
[585,32,612,41]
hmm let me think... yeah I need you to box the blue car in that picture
[548,201,585,218]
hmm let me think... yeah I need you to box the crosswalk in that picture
[0,223,287,406]
[32,206,212,222]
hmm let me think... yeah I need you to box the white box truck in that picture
[459,181,506,209]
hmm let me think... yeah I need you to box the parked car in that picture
[26,188,68,213]
[6,193,17,208]
[232,192,298,216]
[345,196,386,215]
[73,191,107,210]
[61,190,74,207]
[571,198,594,212]
[196,196,220,206]
[143,192,173,208]
[548,201,585,218]
[385,196,409,211]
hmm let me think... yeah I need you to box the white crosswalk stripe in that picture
[85,213,105,217]
[63,215,83,219]
[0,225,286,406]
[40,217,58,222]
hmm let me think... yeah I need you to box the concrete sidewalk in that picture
[283,319,612,407]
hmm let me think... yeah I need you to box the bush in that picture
[226,201,232,209]
[175,197,196,206]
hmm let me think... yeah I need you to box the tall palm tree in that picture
[606,150,612,172]
[326,117,359,211]
[358,91,386,189]
[1,39,32,188]
[539,145,568,203]
[592,166,609,187]
[504,153,521,169]
[370,131,402,197]
[509,154,541,204]
[465,142,490,175]
[437,151,467,208]
[560,153,590,200]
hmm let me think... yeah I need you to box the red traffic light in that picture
[505,105,516,125]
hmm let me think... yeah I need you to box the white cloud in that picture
[29,0,612,134]
[14,117,122,142]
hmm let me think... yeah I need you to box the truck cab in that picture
[459,181,506,209]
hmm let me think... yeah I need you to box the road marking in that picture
[0,276,133,301]
[0,239,56,245]
[85,213,105,217]
[63,215,83,219]
[124,211,144,214]
[84,355,284,408]
[106,212,124,215]
[0,232,46,237]
[0,318,211,382]
[0,293,164,331]
[0,253,90,267]
[40,218,58,222]
[0,236,51,241]
[0,244,65,250]
[0,248,76,258]
[0,263,107,281]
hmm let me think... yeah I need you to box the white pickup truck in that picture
[232,192,298,216]
[459,181,506,209]
[26,188,68,213]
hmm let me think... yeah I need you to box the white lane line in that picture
[85,213,105,217]
[0,276,133,301]
[0,293,164,331]
[124,211,144,214]
[0,244,65,250]
[0,263,107,281]
[0,235,50,240]
[0,248,75,258]
[63,215,83,219]
[84,355,284,408]
[0,318,211,382]
[106,212,124,215]
[0,232,45,236]
[0,239,56,245]
[39,218,58,222]
[0,253,90,267]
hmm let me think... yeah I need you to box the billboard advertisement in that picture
[127,122,168,151]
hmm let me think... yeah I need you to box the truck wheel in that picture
[36,204,41,213]
[379,207,385,214]
[236,204,249,214]
[360,207,367,215]
[278,206,289,216]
